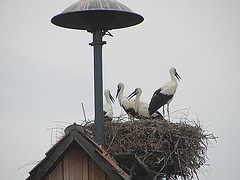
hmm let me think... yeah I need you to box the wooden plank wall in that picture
[45,146,112,180]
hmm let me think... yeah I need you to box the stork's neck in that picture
[118,88,124,99]
[170,71,177,83]
[117,88,126,107]
[105,95,111,104]
[134,93,141,112]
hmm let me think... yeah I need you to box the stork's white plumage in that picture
[128,88,162,119]
[148,67,181,120]
[103,89,115,121]
[116,82,137,118]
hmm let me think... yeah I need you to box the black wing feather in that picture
[103,111,107,116]
[150,110,163,119]
[123,106,137,116]
[103,111,112,121]
[148,88,173,116]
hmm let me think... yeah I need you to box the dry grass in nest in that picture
[84,114,217,180]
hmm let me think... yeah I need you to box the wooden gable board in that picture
[27,133,73,180]
[27,128,129,180]
[45,145,111,180]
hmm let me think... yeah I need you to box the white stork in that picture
[127,88,163,120]
[148,67,181,120]
[116,82,137,119]
[103,89,115,121]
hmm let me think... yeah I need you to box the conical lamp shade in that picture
[51,0,144,31]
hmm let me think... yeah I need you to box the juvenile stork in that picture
[116,82,137,119]
[148,67,181,120]
[128,88,162,120]
[103,89,115,121]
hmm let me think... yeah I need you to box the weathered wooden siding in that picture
[45,146,112,180]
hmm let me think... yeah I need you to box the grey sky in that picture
[1,0,240,179]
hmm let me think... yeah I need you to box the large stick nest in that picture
[84,116,216,180]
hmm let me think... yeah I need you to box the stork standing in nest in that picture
[116,82,137,119]
[128,88,162,120]
[148,67,181,120]
[103,89,115,121]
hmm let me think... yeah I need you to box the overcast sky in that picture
[1,0,240,179]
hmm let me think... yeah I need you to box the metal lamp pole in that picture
[89,29,106,146]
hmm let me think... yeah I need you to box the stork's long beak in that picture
[175,72,181,81]
[116,87,120,98]
[127,91,136,100]
[109,93,115,103]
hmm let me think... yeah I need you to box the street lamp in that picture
[51,0,143,146]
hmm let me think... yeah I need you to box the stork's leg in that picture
[129,114,133,121]
[167,104,170,121]
[130,115,134,121]
[163,105,165,119]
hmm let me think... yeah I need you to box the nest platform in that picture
[84,118,216,179]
